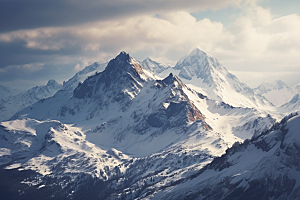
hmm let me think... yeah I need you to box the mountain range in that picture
[1,48,300,199]
[0,80,62,122]
[0,85,21,99]
[254,80,300,107]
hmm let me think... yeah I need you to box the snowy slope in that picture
[150,112,300,200]
[254,80,296,106]
[0,118,133,199]
[0,80,62,122]
[0,113,294,200]
[280,93,300,113]
[0,118,129,177]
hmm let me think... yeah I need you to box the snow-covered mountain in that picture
[254,80,296,107]
[0,85,21,99]
[253,79,300,112]
[12,52,228,156]
[0,52,236,199]
[280,93,300,113]
[156,48,274,109]
[12,52,276,152]
[0,80,62,122]
[151,112,300,200]
[255,80,289,94]
[0,61,107,122]
[62,62,107,91]
[1,50,289,200]
[140,57,171,75]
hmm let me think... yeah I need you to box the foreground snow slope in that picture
[0,118,129,178]
[152,113,300,200]
[0,113,296,200]
[0,118,133,199]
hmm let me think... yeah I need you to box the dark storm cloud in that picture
[0,0,241,33]
[0,40,82,67]
[0,39,86,89]
[1,0,131,32]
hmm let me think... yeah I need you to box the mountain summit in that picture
[73,51,154,100]
[46,79,62,89]
[103,51,149,77]
[174,48,225,83]
[255,80,289,94]
[174,48,273,109]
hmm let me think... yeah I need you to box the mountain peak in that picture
[47,79,59,86]
[264,79,286,86]
[46,79,62,90]
[104,51,147,76]
[173,48,273,109]
[174,48,225,82]
[142,57,156,65]
[144,57,152,61]
[162,73,175,85]
[73,52,154,99]
[256,79,288,93]
[174,48,222,71]
[190,48,212,58]
[115,51,131,62]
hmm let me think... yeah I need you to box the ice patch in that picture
[5,163,22,169]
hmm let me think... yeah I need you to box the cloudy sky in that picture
[1,0,300,90]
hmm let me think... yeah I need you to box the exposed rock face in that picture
[73,51,153,101]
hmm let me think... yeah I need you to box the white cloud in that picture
[1,2,300,87]
[0,63,44,74]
